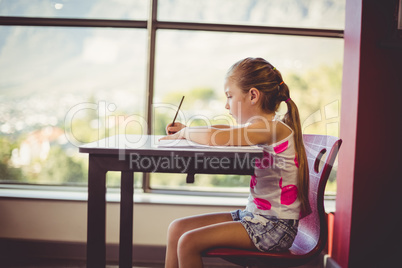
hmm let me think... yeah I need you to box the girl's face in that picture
[224,78,252,124]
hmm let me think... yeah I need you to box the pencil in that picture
[171,95,185,127]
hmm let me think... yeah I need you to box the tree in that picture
[39,145,86,184]
[0,137,23,182]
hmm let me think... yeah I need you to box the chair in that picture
[203,134,342,267]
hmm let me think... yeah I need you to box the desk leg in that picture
[119,171,134,268]
[87,156,107,268]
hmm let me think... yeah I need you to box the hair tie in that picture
[279,81,284,86]
[285,98,291,103]
[272,67,276,71]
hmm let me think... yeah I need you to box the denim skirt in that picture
[231,209,299,252]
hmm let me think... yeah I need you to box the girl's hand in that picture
[166,122,186,135]
[160,128,185,140]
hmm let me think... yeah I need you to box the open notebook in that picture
[158,139,261,150]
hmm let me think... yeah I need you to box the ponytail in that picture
[283,98,311,216]
[270,70,311,216]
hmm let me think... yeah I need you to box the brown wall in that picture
[334,0,402,267]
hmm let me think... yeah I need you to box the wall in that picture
[0,198,239,245]
[333,0,402,267]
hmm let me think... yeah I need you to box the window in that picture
[0,0,149,20]
[152,30,343,194]
[158,0,345,29]
[0,0,344,195]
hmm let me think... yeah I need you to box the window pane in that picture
[0,26,147,186]
[0,0,149,20]
[152,30,343,193]
[158,0,345,30]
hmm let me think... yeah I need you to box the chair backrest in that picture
[289,134,342,256]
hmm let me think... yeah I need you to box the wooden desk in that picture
[79,135,262,268]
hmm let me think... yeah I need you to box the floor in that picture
[0,259,164,268]
[0,258,324,268]
[0,259,241,268]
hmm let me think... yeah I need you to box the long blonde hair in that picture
[227,57,310,214]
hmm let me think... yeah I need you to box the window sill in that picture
[0,185,336,212]
[0,185,247,207]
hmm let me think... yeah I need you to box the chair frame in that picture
[203,134,342,267]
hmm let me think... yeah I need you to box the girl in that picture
[160,57,309,268]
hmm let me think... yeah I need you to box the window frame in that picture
[0,0,344,195]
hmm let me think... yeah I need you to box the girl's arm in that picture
[166,123,231,134]
[161,120,275,146]
[210,124,232,129]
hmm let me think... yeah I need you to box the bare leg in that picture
[177,221,256,268]
[165,212,234,268]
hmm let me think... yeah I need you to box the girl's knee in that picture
[177,231,199,256]
[167,218,187,242]
[168,218,182,233]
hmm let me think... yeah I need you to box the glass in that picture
[158,0,345,30]
[0,26,147,186]
[152,30,344,193]
[0,0,149,20]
